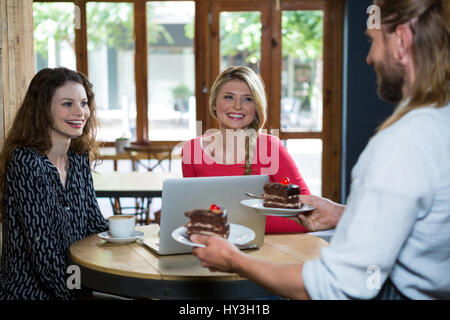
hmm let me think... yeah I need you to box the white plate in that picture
[240,198,314,217]
[171,223,255,248]
[98,231,144,244]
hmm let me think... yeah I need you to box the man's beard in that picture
[375,48,405,103]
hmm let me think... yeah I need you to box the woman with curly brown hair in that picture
[0,67,108,300]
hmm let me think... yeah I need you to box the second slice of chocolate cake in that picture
[262,181,301,209]
[184,204,230,239]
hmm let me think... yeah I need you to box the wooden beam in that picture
[195,0,210,134]
[279,132,322,140]
[74,0,88,76]
[321,0,343,202]
[268,0,281,132]
[134,0,148,143]
[0,0,35,142]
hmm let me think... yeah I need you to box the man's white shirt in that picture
[303,102,450,299]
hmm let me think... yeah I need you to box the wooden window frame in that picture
[203,0,343,201]
[32,0,343,201]
[275,0,343,202]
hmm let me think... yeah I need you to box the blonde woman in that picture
[182,66,311,233]
[0,67,108,300]
[192,0,450,300]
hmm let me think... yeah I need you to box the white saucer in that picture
[240,199,314,217]
[172,223,255,248]
[98,231,144,244]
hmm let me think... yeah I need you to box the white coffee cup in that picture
[108,215,136,238]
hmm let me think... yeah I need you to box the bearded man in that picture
[191,0,450,300]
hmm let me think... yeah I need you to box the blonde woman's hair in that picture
[209,66,268,174]
[375,0,450,131]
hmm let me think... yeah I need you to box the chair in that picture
[100,143,178,225]
[109,197,152,225]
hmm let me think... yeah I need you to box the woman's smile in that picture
[65,119,84,129]
[214,80,256,131]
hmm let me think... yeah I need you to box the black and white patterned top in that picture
[0,147,108,300]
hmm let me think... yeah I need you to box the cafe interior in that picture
[0,0,411,301]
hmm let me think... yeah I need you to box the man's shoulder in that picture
[369,104,450,166]
[383,104,450,139]
[403,103,450,123]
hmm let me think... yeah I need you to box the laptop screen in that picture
[156,175,269,255]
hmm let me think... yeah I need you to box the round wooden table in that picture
[69,225,328,299]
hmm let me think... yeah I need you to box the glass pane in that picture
[281,11,323,132]
[33,2,76,72]
[147,1,196,141]
[285,139,322,196]
[87,2,136,142]
[220,12,261,73]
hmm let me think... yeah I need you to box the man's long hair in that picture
[375,0,450,131]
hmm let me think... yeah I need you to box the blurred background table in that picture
[100,141,182,172]
[93,171,181,198]
[93,171,181,224]
[124,141,181,171]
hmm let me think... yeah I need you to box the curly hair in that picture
[0,67,101,211]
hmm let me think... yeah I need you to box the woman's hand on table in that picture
[290,195,345,232]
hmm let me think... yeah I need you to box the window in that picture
[220,11,261,73]
[281,9,324,195]
[86,2,136,141]
[33,2,76,71]
[281,10,323,133]
[32,0,343,201]
[208,1,342,199]
[146,1,196,141]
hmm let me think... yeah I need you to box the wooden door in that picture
[206,0,342,201]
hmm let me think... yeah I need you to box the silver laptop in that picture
[143,175,269,255]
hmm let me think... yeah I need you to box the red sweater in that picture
[181,133,310,233]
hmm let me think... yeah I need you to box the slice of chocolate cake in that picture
[262,177,301,209]
[184,204,230,239]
